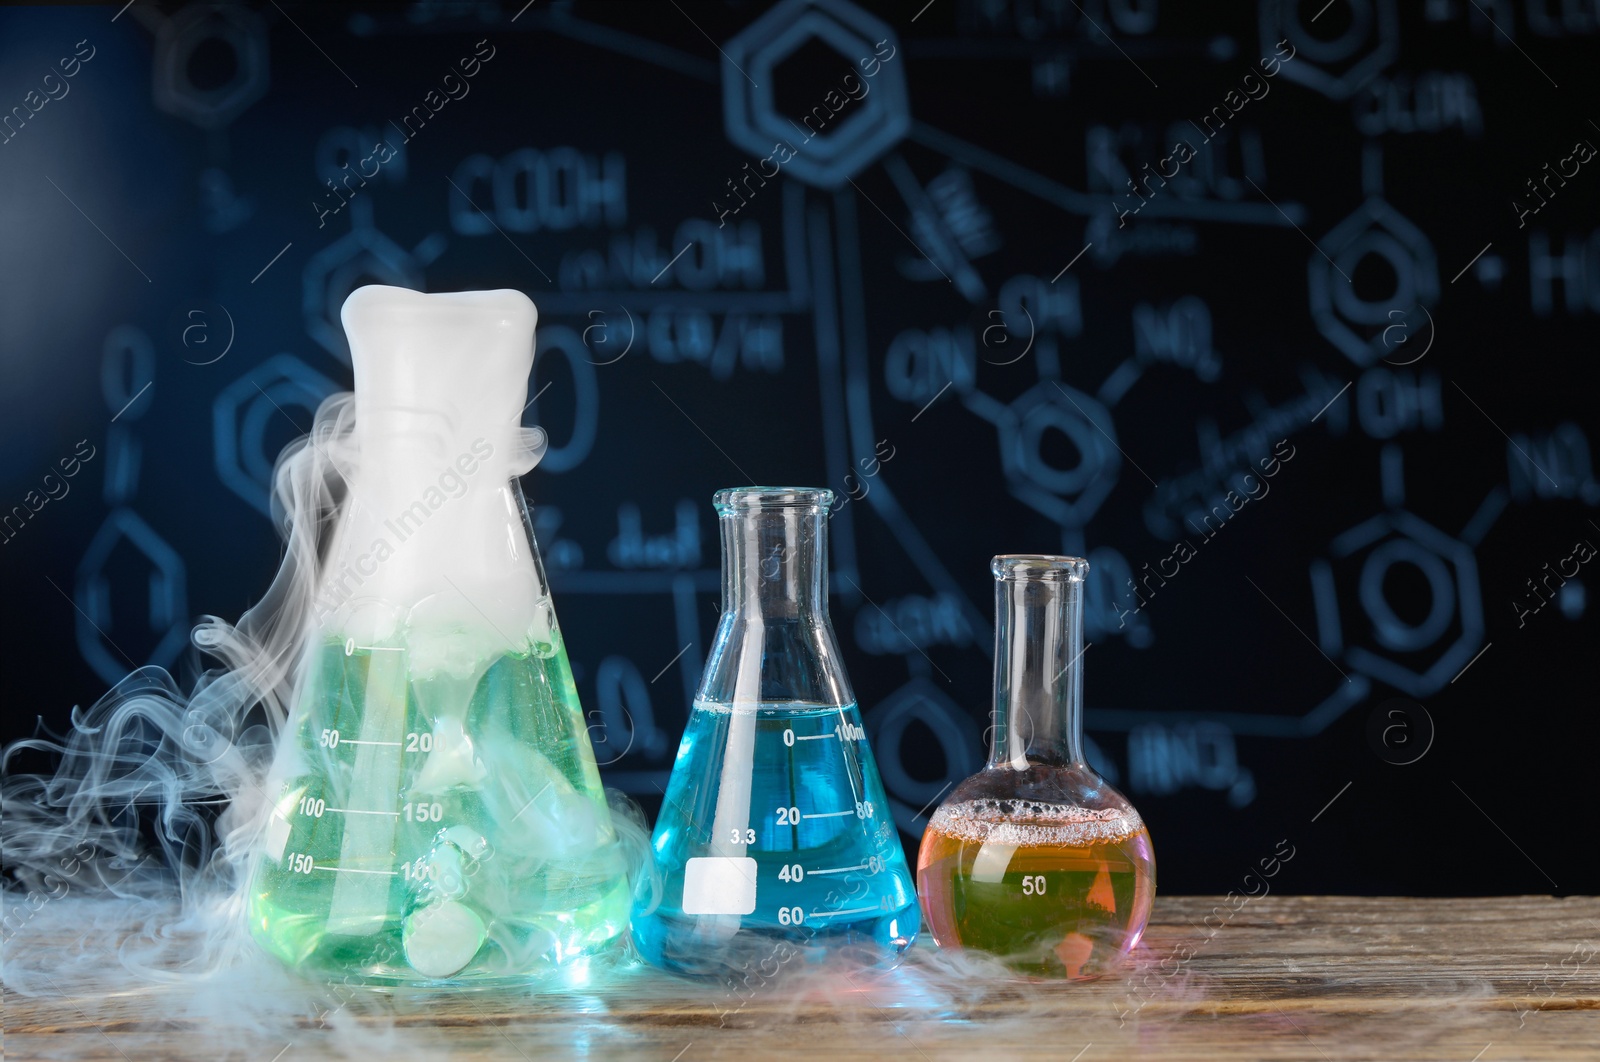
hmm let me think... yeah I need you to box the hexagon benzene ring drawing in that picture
[1310,508,1484,698]
[721,0,911,189]
[152,4,270,131]
[75,508,189,685]
[213,354,342,516]
[968,380,1121,529]
[1259,0,1398,101]
[1309,196,1439,367]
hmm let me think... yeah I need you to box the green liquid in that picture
[917,807,1156,979]
[248,638,629,984]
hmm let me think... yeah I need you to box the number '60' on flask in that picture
[631,488,919,973]
[917,556,1155,979]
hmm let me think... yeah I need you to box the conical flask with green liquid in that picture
[248,286,629,984]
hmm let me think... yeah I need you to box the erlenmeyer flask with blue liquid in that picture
[632,488,919,973]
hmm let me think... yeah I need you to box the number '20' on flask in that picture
[917,556,1155,978]
[247,286,630,985]
[632,488,919,973]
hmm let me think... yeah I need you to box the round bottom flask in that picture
[917,556,1155,979]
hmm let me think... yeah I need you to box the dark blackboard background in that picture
[2,0,1596,896]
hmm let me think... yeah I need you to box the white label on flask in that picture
[682,856,758,915]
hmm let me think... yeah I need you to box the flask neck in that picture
[988,557,1088,770]
[699,489,850,708]
[720,502,828,623]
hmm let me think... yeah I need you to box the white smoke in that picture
[0,374,650,1052]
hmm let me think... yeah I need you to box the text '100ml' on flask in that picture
[248,286,630,985]
[632,487,919,974]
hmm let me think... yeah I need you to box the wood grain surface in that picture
[6,895,1598,1060]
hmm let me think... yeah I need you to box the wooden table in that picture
[6,895,1598,1060]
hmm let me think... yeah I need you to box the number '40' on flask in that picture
[631,487,919,974]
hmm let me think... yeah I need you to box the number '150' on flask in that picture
[632,487,919,973]
[247,286,630,985]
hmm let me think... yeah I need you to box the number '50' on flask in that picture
[247,287,630,985]
[917,556,1155,979]
[631,487,919,973]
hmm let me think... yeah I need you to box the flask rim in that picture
[714,486,833,514]
[992,554,1089,581]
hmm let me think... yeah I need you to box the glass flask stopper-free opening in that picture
[248,286,630,985]
[917,556,1155,979]
[632,487,919,974]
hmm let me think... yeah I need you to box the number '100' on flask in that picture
[632,487,919,973]
[247,286,630,985]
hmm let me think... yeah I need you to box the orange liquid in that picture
[916,801,1155,978]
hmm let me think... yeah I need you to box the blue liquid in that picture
[632,701,919,974]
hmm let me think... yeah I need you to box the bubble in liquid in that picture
[927,800,1145,847]
[917,798,1155,979]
